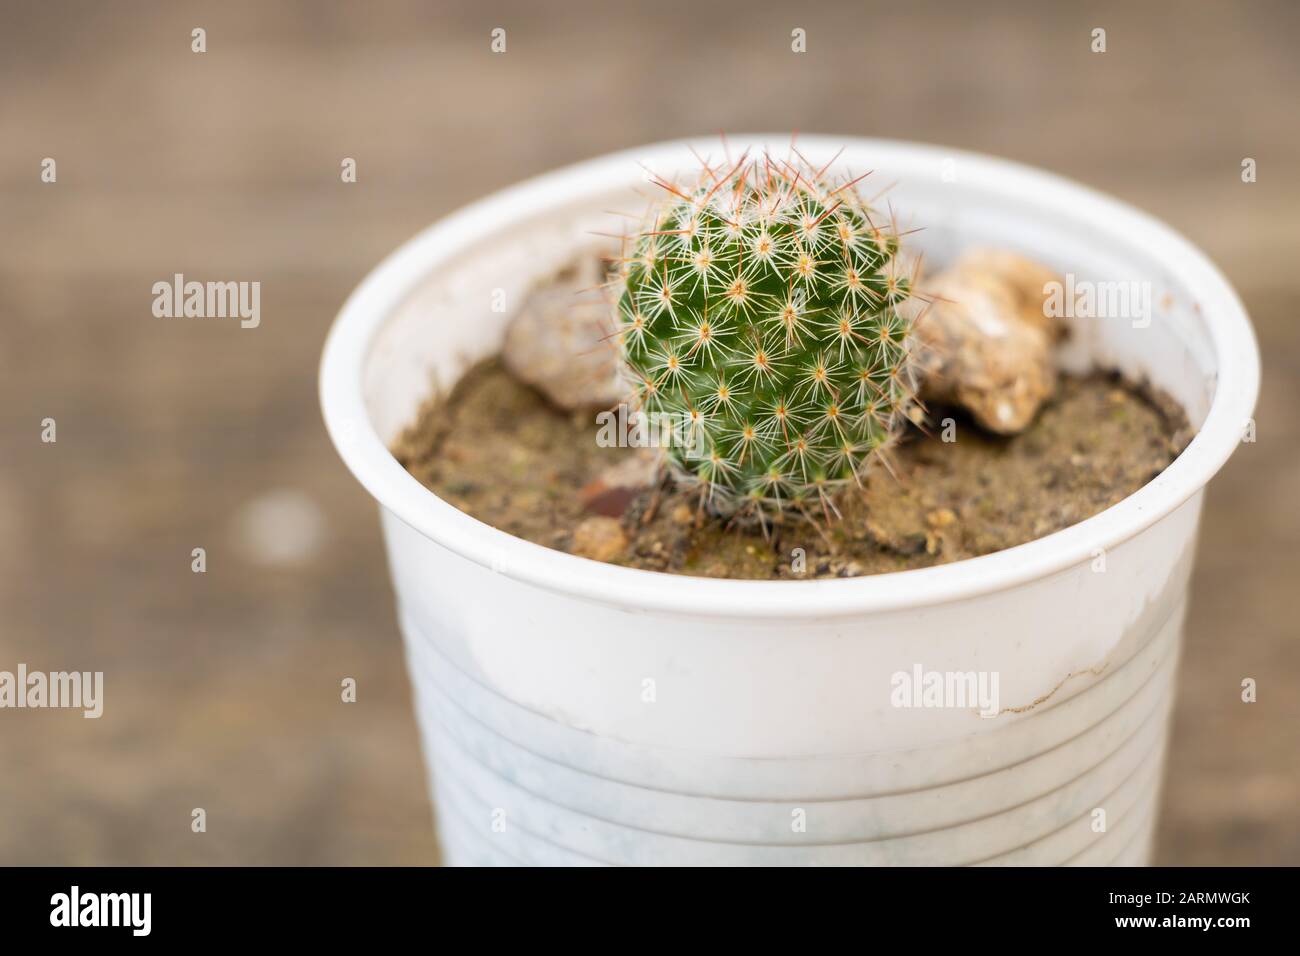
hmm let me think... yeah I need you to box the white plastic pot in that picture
[320,137,1259,866]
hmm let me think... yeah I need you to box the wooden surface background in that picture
[1,0,1296,864]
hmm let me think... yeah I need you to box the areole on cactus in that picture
[612,149,920,521]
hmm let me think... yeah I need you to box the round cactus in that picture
[613,150,917,520]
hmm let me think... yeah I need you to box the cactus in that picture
[613,150,917,522]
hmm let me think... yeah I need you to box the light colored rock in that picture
[669,503,694,526]
[570,516,628,562]
[579,448,660,517]
[501,252,627,412]
[596,446,660,489]
[908,248,1066,435]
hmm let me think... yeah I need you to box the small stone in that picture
[669,503,694,525]
[578,448,660,517]
[863,519,890,546]
[501,251,627,412]
[579,484,638,518]
[900,533,928,555]
[926,508,958,529]
[598,448,660,488]
[570,516,628,563]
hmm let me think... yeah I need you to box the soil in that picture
[393,359,1192,580]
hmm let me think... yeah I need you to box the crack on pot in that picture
[996,661,1110,716]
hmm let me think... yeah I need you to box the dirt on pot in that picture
[393,358,1192,580]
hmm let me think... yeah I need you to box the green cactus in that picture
[613,151,917,521]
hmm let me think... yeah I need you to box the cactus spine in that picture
[614,150,916,520]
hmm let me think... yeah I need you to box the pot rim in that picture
[319,136,1259,619]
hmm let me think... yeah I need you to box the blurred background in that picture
[1,0,1296,864]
